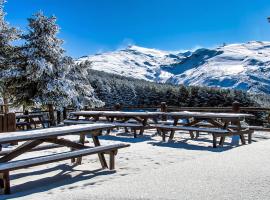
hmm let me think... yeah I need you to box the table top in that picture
[71,111,164,117]
[71,110,254,119]
[168,111,254,119]
[0,123,115,144]
[16,113,45,119]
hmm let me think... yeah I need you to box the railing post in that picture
[57,110,61,125]
[63,107,67,120]
[114,103,122,111]
[160,102,168,121]
[232,101,241,113]
[48,104,55,126]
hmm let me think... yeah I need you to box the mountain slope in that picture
[167,41,270,94]
[76,45,187,83]
[77,41,270,95]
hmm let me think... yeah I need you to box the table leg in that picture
[92,134,108,169]
[76,133,86,164]
[107,117,114,134]
[39,116,45,128]
[169,118,178,140]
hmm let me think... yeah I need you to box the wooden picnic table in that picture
[0,123,131,194]
[168,111,254,128]
[0,124,116,170]
[70,111,164,135]
[70,111,163,125]
[0,124,115,166]
[166,111,255,143]
[16,113,47,130]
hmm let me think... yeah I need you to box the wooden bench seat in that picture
[64,120,150,138]
[63,119,95,125]
[16,121,30,130]
[152,124,253,148]
[193,121,270,132]
[0,143,130,194]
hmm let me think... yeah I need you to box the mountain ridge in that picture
[76,41,270,95]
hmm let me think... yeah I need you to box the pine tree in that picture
[66,62,104,108]
[0,0,20,104]
[18,12,102,108]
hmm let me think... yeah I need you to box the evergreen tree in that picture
[0,0,20,103]
[17,12,102,108]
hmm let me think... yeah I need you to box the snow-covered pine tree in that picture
[21,12,102,109]
[66,62,104,108]
[0,0,20,104]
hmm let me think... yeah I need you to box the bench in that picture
[16,121,30,130]
[64,120,150,138]
[0,143,130,194]
[152,124,253,148]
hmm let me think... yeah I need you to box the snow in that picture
[76,45,185,83]
[168,41,270,94]
[2,129,270,200]
[76,41,270,95]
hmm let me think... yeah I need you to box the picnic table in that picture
[157,111,255,147]
[70,111,162,125]
[69,111,163,136]
[0,123,129,194]
[168,111,254,129]
[16,113,48,130]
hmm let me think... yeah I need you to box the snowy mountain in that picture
[167,41,270,94]
[77,41,270,95]
[76,45,189,82]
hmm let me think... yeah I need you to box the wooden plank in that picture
[109,151,116,170]
[0,115,3,133]
[168,112,254,119]
[2,114,7,132]
[76,133,86,164]
[0,140,90,156]
[43,138,88,150]
[0,140,44,163]
[0,124,116,144]
[152,125,229,134]
[7,113,16,132]
[0,143,130,172]
[92,135,108,169]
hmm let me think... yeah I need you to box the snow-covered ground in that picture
[2,129,270,200]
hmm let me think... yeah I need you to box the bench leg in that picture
[139,128,144,135]
[195,131,200,138]
[133,129,137,138]
[76,133,86,165]
[109,150,116,170]
[156,128,161,136]
[189,131,195,139]
[124,127,129,133]
[213,134,217,148]
[219,136,225,146]
[169,130,175,140]
[248,132,253,144]
[239,134,246,145]
[0,172,10,194]
[162,130,166,142]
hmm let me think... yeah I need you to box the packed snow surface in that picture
[3,129,270,200]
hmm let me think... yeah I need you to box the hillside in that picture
[77,41,270,95]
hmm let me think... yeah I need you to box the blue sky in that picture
[5,0,270,57]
